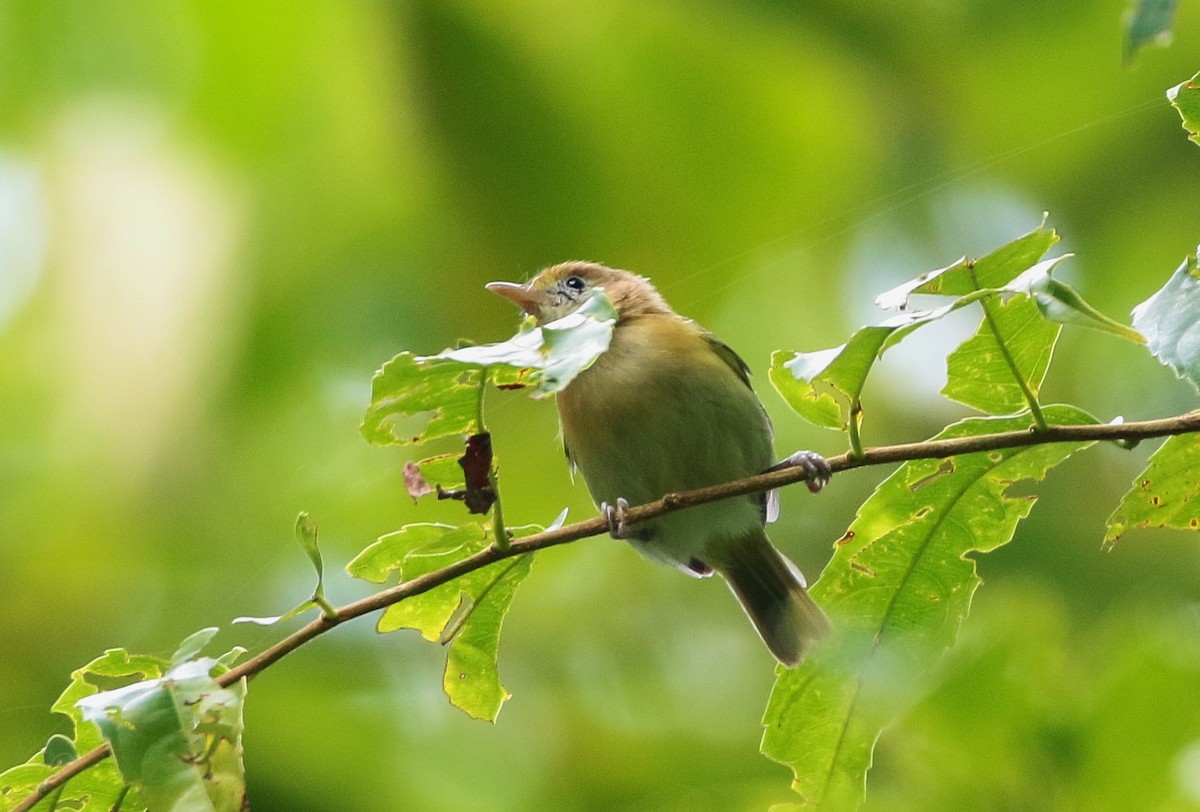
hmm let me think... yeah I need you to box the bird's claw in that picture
[600,497,632,539]
[774,450,832,494]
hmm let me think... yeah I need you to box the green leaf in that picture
[361,352,485,446]
[942,294,1060,414]
[761,405,1098,810]
[72,634,248,812]
[172,627,220,666]
[404,453,465,499]
[3,650,175,812]
[770,299,987,431]
[1168,71,1200,146]
[1007,259,1145,342]
[361,292,616,447]
[346,522,539,720]
[42,735,76,767]
[377,540,501,641]
[443,553,536,721]
[232,512,335,625]
[293,511,336,614]
[295,511,322,581]
[441,291,617,397]
[1123,0,1177,64]
[53,650,165,745]
[352,523,494,642]
[1104,432,1200,547]
[875,223,1058,308]
[774,226,1064,431]
[1132,249,1200,390]
[232,600,319,627]
[77,657,247,812]
[770,332,888,430]
[531,292,618,395]
[346,522,486,586]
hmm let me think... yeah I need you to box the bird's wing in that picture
[700,329,780,524]
[700,330,754,389]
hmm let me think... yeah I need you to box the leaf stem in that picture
[312,595,340,620]
[489,468,510,551]
[847,400,865,460]
[478,368,510,550]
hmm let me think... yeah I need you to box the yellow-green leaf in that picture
[1105,432,1200,547]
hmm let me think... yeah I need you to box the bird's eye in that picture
[564,275,587,292]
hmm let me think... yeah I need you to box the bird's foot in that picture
[771,450,832,494]
[600,497,633,540]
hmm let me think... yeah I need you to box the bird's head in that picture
[486,261,672,324]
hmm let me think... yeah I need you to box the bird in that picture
[486,261,831,666]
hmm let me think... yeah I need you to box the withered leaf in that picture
[403,461,434,499]
[437,433,497,515]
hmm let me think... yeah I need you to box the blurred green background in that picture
[2,1,1199,809]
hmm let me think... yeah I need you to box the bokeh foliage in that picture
[2,1,1199,810]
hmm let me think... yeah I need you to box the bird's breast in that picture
[556,316,773,531]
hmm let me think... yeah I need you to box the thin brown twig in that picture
[14,409,1200,812]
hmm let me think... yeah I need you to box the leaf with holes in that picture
[1105,433,1200,547]
[774,226,1064,431]
[0,649,164,811]
[362,292,616,447]
[77,655,247,812]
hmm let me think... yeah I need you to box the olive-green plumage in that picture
[487,261,829,666]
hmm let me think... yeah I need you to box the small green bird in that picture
[487,261,830,666]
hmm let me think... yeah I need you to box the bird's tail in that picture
[711,530,830,667]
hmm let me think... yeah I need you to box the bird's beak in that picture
[485,281,547,317]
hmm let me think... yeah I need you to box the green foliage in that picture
[1,650,157,810]
[762,405,1097,809]
[361,291,617,447]
[1122,0,1178,64]
[442,553,537,720]
[232,512,336,626]
[77,663,247,812]
[1133,248,1200,391]
[767,220,1062,432]
[347,523,537,721]
[942,294,1059,413]
[772,225,1147,451]
[757,221,1200,808]
[769,226,1114,436]
[1169,72,1200,145]
[1106,433,1200,546]
[332,287,617,722]
[2,6,1200,804]
[874,224,1058,303]
[11,206,1200,810]
[1,637,247,812]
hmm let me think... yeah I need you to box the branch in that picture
[15,409,1200,811]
